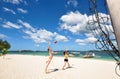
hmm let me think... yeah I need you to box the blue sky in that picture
[0,0,116,51]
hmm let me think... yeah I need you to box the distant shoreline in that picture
[5,52,116,62]
[7,50,115,52]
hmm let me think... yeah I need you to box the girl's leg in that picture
[45,59,51,73]
[67,62,70,67]
[45,56,53,73]
[62,62,66,70]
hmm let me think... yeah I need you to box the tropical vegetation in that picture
[0,39,11,56]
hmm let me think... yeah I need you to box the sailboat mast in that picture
[106,0,120,52]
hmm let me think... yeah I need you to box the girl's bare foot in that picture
[45,70,50,74]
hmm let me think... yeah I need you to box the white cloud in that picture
[76,39,84,43]
[18,20,35,32]
[87,13,111,28]
[23,28,69,44]
[75,37,97,45]
[24,29,53,43]
[87,13,115,39]
[2,0,26,5]
[67,0,78,7]
[86,37,98,43]
[34,44,40,47]
[17,8,28,13]
[60,11,86,25]
[23,30,69,44]
[0,33,7,38]
[54,32,68,42]
[60,11,112,35]
[1,19,68,44]
[3,0,20,4]
[60,11,88,34]
[60,11,114,45]
[85,33,94,37]
[2,21,21,29]
[75,39,85,45]
[3,7,16,14]
[17,20,69,44]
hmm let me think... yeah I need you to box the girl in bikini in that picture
[45,46,53,73]
[62,50,70,70]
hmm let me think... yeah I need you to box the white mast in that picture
[106,0,120,51]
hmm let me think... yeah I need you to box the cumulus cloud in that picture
[75,39,85,45]
[60,11,112,34]
[17,8,28,13]
[67,0,78,7]
[3,7,16,14]
[60,11,85,25]
[23,29,68,44]
[75,37,97,45]
[85,33,94,37]
[54,32,68,42]
[2,21,22,29]
[60,11,88,34]
[60,11,114,45]
[24,29,54,43]
[17,20,68,44]
[86,37,98,43]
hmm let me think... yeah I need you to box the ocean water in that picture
[7,51,119,61]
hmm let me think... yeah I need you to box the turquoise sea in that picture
[7,51,119,61]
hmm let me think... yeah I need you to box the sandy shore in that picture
[0,54,119,79]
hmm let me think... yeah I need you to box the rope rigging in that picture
[87,0,120,76]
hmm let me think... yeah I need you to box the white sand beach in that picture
[0,54,119,79]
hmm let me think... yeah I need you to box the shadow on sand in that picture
[49,68,59,73]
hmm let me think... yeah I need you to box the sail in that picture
[106,0,120,52]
